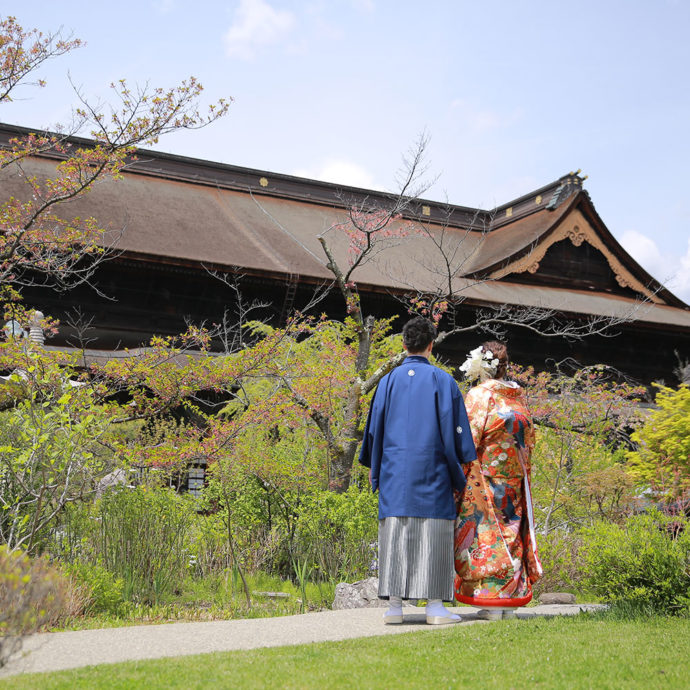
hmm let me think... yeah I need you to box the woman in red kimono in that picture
[454,341,542,620]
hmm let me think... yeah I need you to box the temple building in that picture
[2,123,689,383]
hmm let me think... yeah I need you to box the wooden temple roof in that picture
[1,123,689,335]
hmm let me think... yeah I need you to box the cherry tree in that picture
[268,137,645,492]
[0,15,229,301]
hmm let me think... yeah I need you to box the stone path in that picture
[0,604,601,679]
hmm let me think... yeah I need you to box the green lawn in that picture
[2,614,688,689]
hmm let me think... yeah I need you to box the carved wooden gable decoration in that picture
[481,194,669,306]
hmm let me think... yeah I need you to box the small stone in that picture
[539,592,576,605]
[332,578,417,609]
[332,577,387,609]
[253,591,289,599]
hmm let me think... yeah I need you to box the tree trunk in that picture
[328,382,364,492]
[328,442,358,493]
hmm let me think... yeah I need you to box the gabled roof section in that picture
[465,173,687,309]
[491,172,584,228]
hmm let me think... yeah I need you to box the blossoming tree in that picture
[0,15,229,303]
[0,14,231,551]
[263,137,641,492]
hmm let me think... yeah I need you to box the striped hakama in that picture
[378,516,455,602]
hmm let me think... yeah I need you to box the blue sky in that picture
[5,0,690,302]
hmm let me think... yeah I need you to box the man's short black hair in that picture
[402,316,436,353]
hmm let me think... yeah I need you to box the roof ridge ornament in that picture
[546,171,585,211]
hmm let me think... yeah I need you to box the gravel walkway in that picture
[0,603,601,678]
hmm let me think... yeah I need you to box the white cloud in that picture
[224,0,296,60]
[620,229,666,277]
[620,229,690,304]
[292,159,381,190]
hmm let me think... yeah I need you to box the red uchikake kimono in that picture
[454,379,543,608]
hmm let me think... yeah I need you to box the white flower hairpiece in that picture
[459,346,500,383]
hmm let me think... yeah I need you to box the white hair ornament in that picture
[459,346,499,383]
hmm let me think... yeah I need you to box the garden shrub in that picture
[627,384,690,496]
[579,511,690,614]
[0,546,73,667]
[65,561,125,616]
[0,371,115,553]
[531,428,638,534]
[533,530,585,597]
[200,470,297,579]
[188,511,233,578]
[188,507,284,582]
[295,484,378,582]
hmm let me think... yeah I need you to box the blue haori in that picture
[378,516,455,602]
[359,356,476,520]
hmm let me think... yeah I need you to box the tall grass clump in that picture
[61,487,196,606]
[97,487,195,604]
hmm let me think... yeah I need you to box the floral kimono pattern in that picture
[454,379,542,607]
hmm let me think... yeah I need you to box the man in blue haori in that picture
[359,317,476,625]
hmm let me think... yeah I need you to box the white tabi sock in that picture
[425,599,460,620]
[386,595,403,615]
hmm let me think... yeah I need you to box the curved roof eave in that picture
[575,192,688,309]
[466,190,689,310]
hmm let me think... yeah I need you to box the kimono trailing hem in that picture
[456,593,533,607]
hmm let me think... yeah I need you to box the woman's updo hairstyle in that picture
[481,340,509,379]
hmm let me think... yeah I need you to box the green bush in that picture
[200,471,296,578]
[580,511,690,614]
[627,384,690,496]
[533,530,585,597]
[65,561,125,616]
[54,477,378,614]
[295,485,378,581]
[188,511,233,578]
[199,477,379,584]
[0,546,72,667]
[531,428,638,534]
[0,373,115,553]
